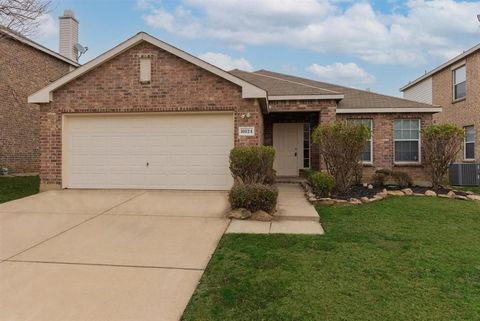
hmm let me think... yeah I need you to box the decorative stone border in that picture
[300,182,480,206]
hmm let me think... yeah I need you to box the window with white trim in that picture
[351,119,373,163]
[303,124,311,168]
[464,126,475,160]
[453,65,466,100]
[394,119,420,163]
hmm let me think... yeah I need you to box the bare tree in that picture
[0,0,51,36]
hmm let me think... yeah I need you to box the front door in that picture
[273,123,302,176]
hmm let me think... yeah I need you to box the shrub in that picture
[228,183,278,213]
[308,171,335,197]
[229,146,276,185]
[373,169,412,188]
[312,121,370,193]
[422,123,464,190]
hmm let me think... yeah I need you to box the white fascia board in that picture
[268,94,344,101]
[337,107,442,114]
[28,32,266,103]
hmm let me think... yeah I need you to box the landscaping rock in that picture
[467,194,480,201]
[374,193,385,200]
[362,182,368,188]
[349,198,362,205]
[402,188,414,195]
[317,198,335,205]
[251,210,274,222]
[367,184,373,190]
[437,194,449,198]
[455,195,469,201]
[307,192,315,199]
[424,190,437,197]
[387,190,405,196]
[360,196,370,203]
[308,196,318,203]
[446,191,456,198]
[228,208,252,220]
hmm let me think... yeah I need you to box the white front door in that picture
[273,123,303,176]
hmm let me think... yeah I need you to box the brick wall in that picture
[39,41,262,187]
[337,112,434,185]
[432,50,480,162]
[0,36,71,172]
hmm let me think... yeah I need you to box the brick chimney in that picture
[59,10,79,62]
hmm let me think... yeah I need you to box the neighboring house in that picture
[0,11,80,173]
[401,43,480,163]
[28,32,441,191]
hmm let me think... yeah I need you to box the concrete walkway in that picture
[0,190,229,321]
[226,183,324,235]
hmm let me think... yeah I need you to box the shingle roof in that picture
[230,69,342,97]
[0,25,80,67]
[231,69,439,111]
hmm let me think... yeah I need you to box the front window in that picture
[303,124,310,168]
[351,119,373,163]
[464,126,475,160]
[394,119,420,163]
[453,65,466,100]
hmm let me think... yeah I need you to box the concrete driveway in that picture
[0,189,230,321]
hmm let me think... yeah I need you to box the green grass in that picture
[0,176,40,203]
[454,186,480,195]
[182,197,480,321]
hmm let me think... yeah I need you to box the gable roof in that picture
[230,69,344,100]
[241,70,440,113]
[28,32,266,103]
[0,25,80,67]
[401,42,480,91]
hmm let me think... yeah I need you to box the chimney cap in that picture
[63,9,75,17]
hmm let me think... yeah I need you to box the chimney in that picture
[59,10,79,61]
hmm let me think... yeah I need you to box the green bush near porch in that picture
[228,183,278,213]
[229,146,276,185]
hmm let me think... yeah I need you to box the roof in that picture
[230,69,344,100]
[236,69,440,113]
[28,32,266,103]
[401,42,480,91]
[0,25,80,67]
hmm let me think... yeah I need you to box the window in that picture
[351,119,373,163]
[303,124,310,168]
[394,119,420,163]
[453,65,466,100]
[464,126,475,160]
[140,57,151,83]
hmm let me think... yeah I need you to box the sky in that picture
[32,0,480,97]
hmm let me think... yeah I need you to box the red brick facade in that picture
[0,36,72,172]
[39,41,262,187]
[337,113,433,184]
[432,50,480,162]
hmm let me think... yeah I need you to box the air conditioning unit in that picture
[449,163,480,186]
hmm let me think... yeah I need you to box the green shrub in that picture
[229,146,276,184]
[373,169,412,188]
[228,183,278,213]
[308,171,335,197]
[312,121,370,193]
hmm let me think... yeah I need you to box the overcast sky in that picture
[33,0,480,97]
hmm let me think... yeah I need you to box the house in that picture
[0,11,80,173]
[28,32,441,191]
[401,43,480,163]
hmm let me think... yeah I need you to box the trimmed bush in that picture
[228,183,278,213]
[308,171,335,197]
[229,146,276,185]
[312,121,370,193]
[373,169,412,188]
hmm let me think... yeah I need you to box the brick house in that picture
[29,32,440,191]
[401,43,480,163]
[0,12,80,173]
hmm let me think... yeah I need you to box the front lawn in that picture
[0,176,40,203]
[182,197,480,321]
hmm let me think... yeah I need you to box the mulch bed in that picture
[331,185,469,200]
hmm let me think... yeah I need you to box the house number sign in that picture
[239,127,255,136]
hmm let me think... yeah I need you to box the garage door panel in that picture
[64,114,234,190]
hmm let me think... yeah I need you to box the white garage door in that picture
[63,113,234,190]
